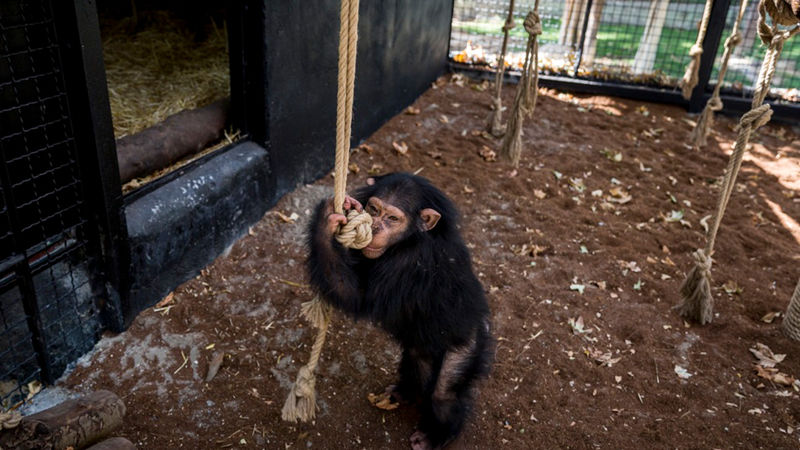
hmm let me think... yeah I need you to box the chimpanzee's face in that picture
[362,197,408,259]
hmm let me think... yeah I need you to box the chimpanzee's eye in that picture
[388,216,399,222]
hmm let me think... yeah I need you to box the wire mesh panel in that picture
[710,0,800,102]
[451,0,799,98]
[1,0,107,410]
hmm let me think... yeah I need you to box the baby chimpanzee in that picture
[308,173,493,449]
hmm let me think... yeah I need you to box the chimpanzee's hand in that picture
[322,195,363,236]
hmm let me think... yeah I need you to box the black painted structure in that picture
[1,0,454,398]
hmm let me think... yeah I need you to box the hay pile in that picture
[102,11,230,138]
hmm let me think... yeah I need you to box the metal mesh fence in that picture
[1,0,105,411]
[450,0,799,99]
[710,1,800,102]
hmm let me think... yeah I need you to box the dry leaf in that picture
[750,343,785,368]
[722,280,742,295]
[761,311,781,323]
[586,348,622,367]
[156,292,175,308]
[348,163,360,174]
[404,106,421,115]
[274,211,298,223]
[368,164,384,175]
[367,392,399,410]
[478,146,496,162]
[358,143,374,154]
[205,351,225,382]
[439,114,449,124]
[533,189,547,199]
[568,316,591,334]
[392,141,409,156]
[427,150,443,159]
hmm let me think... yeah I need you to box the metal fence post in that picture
[574,0,595,76]
[688,0,733,112]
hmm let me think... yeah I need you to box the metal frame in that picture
[51,0,129,332]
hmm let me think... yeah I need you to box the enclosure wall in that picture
[261,0,455,197]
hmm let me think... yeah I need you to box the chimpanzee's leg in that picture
[392,347,431,403]
[411,325,492,449]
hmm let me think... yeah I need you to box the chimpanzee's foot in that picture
[409,430,433,450]
[367,384,402,410]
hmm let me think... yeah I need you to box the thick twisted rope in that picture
[282,297,332,422]
[499,2,541,168]
[488,0,516,137]
[783,277,800,341]
[677,0,798,324]
[680,0,714,99]
[691,0,749,147]
[283,0,370,423]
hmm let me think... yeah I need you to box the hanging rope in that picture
[499,2,542,168]
[676,0,799,324]
[283,0,372,423]
[784,277,800,341]
[487,0,516,137]
[691,0,749,147]
[680,0,714,100]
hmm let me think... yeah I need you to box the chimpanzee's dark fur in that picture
[307,173,493,449]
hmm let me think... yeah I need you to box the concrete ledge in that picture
[123,141,270,322]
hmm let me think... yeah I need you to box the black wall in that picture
[259,0,454,197]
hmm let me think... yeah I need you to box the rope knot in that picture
[738,103,773,130]
[725,31,743,48]
[523,11,542,36]
[707,96,724,111]
[335,209,373,249]
[691,249,713,274]
[294,366,317,397]
[688,44,704,57]
[502,17,516,32]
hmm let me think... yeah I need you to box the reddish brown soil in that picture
[62,75,800,449]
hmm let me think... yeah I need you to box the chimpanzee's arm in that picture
[306,199,365,316]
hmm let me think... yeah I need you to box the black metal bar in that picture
[688,0,733,112]
[573,0,594,76]
[52,0,130,331]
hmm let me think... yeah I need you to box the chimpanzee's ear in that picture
[420,208,441,231]
[366,177,376,186]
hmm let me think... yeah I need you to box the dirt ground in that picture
[61,74,800,449]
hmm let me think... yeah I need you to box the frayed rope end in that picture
[675,250,714,324]
[281,365,318,423]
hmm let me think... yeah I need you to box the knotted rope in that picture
[691,0,749,147]
[783,277,800,341]
[677,0,798,324]
[680,0,715,99]
[499,2,541,168]
[283,0,371,423]
[487,0,516,137]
